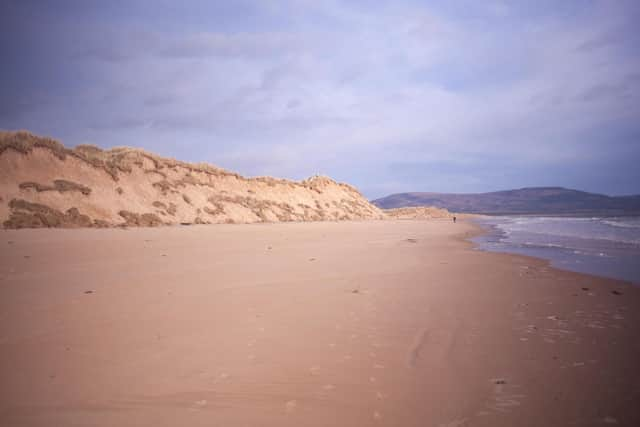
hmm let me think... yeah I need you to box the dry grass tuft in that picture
[19,179,92,196]
[4,199,96,229]
[0,130,69,160]
[118,210,164,227]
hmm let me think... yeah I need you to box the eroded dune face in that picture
[0,131,385,228]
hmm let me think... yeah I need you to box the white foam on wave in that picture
[522,241,569,249]
[602,218,640,229]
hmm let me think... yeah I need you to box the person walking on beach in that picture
[453,216,457,223]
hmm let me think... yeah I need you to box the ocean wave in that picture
[522,241,568,249]
[602,219,640,229]
[489,218,640,245]
[508,231,640,246]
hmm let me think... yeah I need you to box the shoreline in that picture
[463,217,633,285]
[467,215,639,286]
[1,219,639,426]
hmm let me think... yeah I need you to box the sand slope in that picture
[0,131,384,228]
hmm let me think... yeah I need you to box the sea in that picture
[471,216,640,284]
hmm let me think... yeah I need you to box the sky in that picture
[1,0,639,199]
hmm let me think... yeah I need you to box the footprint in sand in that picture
[408,328,428,368]
[373,411,382,420]
[438,418,468,427]
[285,400,297,413]
[309,366,320,376]
[486,378,525,414]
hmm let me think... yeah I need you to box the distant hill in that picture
[0,131,384,228]
[372,187,640,216]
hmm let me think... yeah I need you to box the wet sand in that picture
[1,220,639,426]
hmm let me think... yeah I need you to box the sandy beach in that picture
[1,219,639,426]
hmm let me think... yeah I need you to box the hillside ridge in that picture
[373,187,640,215]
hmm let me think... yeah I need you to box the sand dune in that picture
[0,131,384,228]
[382,206,452,220]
